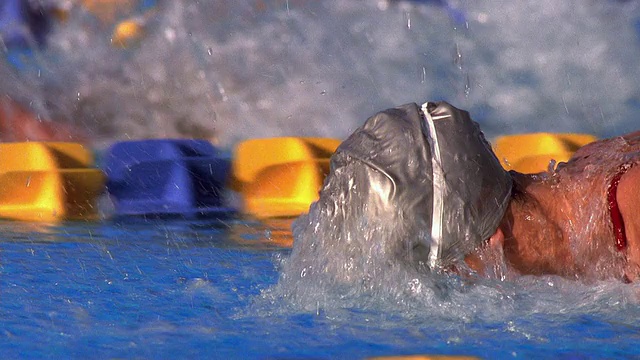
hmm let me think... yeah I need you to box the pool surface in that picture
[1,217,640,359]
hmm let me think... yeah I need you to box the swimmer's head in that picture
[335,101,512,269]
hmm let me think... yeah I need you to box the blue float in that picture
[103,139,235,219]
[0,0,29,48]
[0,0,56,72]
[0,0,52,48]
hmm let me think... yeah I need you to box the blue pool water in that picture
[3,0,640,358]
[1,217,640,359]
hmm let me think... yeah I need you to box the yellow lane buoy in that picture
[231,137,340,219]
[493,132,597,173]
[0,142,105,222]
[111,18,144,48]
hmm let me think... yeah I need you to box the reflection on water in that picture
[227,218,295,249]
[0,220,63,240]
[0,216,294,249]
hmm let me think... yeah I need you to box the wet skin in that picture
[468,131,640,282]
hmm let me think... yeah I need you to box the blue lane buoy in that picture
[0,0,52,49]
[0,0,28,48]
[103,139,235,219]
[1,0,56,73]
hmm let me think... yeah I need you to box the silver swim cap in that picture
[334,101,512,268]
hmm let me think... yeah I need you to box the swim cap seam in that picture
[421,101,447,269]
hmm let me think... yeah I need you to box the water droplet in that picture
[320,90,327,95]
[464,73,471,97]
[408,278,422,293]
[164,28,176,42]
[453,43,462,70]
[207,47,212,56]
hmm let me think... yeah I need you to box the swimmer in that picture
[308,101,640,283]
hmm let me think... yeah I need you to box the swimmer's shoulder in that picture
[622,130,640,146]
[568,130,640,163]
[550,130,640,184]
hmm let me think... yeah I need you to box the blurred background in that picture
[1,0,639,149]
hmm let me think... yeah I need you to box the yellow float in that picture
[231,137,341,219]
[111,18,145,48]
[0,142,105,222]
[64,0,156,48]
[493,132,597,173]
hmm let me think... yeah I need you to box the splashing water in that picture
[2,0,640,332]
[262,144,640,326]
[1,0,639,148]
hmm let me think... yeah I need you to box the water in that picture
[0,219,285,358]
[1,218,640,358]
[3,0,640,358]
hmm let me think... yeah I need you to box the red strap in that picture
[608,164,632,251]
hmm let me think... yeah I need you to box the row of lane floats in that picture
[0,132,596,223]
[0,137,339,223]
